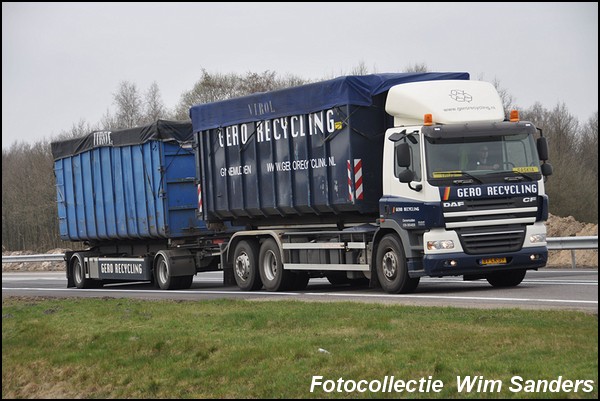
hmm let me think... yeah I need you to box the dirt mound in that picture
[2,215,597,271]
[546,214,598,268]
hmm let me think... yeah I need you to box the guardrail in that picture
[2,236,598,267]
[546,236,598,250]
[2,254,66,263]
[546,236,598,268]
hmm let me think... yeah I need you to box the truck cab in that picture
[377,80,552,292]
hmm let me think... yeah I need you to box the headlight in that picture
[529,234,546,243]
[427,240,455,250]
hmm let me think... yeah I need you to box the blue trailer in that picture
[52,120,230,289]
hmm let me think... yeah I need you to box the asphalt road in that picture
[2,269,597,313]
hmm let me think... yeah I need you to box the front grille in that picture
[442,196,538,227]
[458,226,525,255]
[463,196,517,210]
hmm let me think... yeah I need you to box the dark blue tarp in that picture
[189,72,469,131]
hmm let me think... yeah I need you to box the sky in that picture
[2,2,598,149]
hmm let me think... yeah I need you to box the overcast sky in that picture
[2,2,598,149]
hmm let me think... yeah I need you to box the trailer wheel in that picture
[233,240,262,291]
[154,254,181,290]
[72,254,88,289]
[155,254,171,289]
[154,251,194,290]
[259,238,292,291]
[376,234,420,294]
[486,269,526,287]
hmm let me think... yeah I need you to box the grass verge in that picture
[2,297,598,399]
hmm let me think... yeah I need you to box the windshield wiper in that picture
[452,171,484,184]
[505,170,536,182]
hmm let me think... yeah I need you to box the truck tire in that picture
[486,269,526,287]
[154,251,194,290]
[233,240,262,291]
[72,253,91,289]
[376,234,420,294]
[155,254,173,290]
[259,238,292,291]
[154,253,192,290]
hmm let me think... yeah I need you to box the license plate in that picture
[481,257,507,266]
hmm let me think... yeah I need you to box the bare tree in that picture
[523,102,598,222]
[571,112,598,222]
[99,108,119,130]
[2,141,66,251]
[172,69,242,120]
[240,70,278,93]
[173,69,308,120]
[578,112,598,176]
[53,119,98,141]
[144,81,166,123]
[491,77,517,116]
[349,60,371,75]
[403,62,428,73]
[113,81,144,128]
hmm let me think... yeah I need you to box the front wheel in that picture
[486,269,526,287]
[375,235,420,294]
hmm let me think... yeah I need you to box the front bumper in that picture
[421,246,547,277]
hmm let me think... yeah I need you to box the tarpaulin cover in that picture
[189,72,469,132]
[51,119,192,160]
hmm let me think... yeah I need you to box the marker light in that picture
[424,114,433,126]
[510,110,520,122]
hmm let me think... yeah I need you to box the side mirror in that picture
[537,137,549,161]
[541,162,553,177]
[396,143,411,168]
[398,169,414,183]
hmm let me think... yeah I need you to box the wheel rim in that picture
[235,252,250,281]
[262,250,278,281]
[74,259,83,284]
[382,250,398,280]
[157,258,168,284]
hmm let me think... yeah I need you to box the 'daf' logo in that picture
[449,89,473,102]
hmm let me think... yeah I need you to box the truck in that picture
[52,72,553,293]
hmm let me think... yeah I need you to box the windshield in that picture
[424,132,541,184]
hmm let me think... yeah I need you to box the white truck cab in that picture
[377,80,552,290]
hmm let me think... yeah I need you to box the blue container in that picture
[52,120,207,241]
[191,73,469,223]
